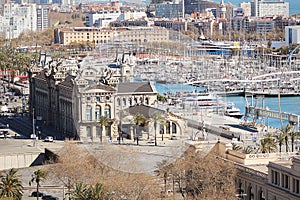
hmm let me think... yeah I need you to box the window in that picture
[104,105,111,118]
[145,97,149,105]
[117,98,121,107]
[95,106,101,121]
[172,123,177,134]
[166,122,170,134]
[96,126,101,137]
[86,105,92,121]
[285,174,289,189]
[86,126,92,138]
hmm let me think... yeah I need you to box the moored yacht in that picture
[182,93,220,107]
[224,102,243,119]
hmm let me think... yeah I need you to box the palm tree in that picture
[0,168,23,200]
[242,146,255,154]
[232,143,242,152]
[69,182,88,200]
[289,129,299,152]
[90,182,104,200]
[99,116,113,143]
[29,169,47,200]
[260,133,277,153]
[281,124,294,152]
[132,113,147,145]
[150,111,166,146]
[69,182,104,200]
[117,110,126,144]
[275,132,285,153]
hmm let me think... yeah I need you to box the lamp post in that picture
[32,107,35,136]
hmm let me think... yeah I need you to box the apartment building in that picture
[36,5,49,31]
[0,2,48,39]
[54,26,169,45]
[285,26,300,46]
[155,3,183,19]
[85,10,146,28]
[251,0,289,17]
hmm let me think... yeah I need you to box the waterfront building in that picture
[54,27,115,45]
[54,26,169,46]
[230,15,249,32]
[183,0,218,15]
[28,52,185,142]
[85,10,147,28]
[215,142,300,200]
[255,18,275,34]
[154,20,187,32]
[251,0,289,18]
[285,26,300,46]
[240,2,251,17]
[155,3,183,19]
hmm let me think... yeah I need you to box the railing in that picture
[235,163,268,180]
[246,106,299,124]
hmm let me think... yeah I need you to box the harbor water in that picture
[155,83,300,129]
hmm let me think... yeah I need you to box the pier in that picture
[245,106,300,126]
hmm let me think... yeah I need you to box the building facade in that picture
[155,3,183,19]
[251,0,289,17]
[285,26,300,46]
[0,2,49,39]
[54,27,169,46]
[28,52,186,142]
[216,142,300,200]
[85,10,147,28]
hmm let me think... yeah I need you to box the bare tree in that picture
[156,146,238,199]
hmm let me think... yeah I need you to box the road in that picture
[0,115,60,140]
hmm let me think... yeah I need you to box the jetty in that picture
[245,105,300,126]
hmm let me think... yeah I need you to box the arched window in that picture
[172,123,177,134]
[134,97,137,105]
[129,98,132,106]
[95,106,101,121]
[123,98,126,107]
[139,97,143,104]
[166,121,170,134]
[116,98,121,107]
[104,105,111,118]
[86,105,92,121]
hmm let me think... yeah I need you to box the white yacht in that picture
[224,102,243,119]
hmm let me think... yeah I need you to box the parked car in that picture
[42,195,59,200]
[0,130,12,139]
[170,135,177,140]
[44,136,54,142]
[31,191,45,197]
[30,134,37,139]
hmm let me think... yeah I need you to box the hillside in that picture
[48,11,85,27]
